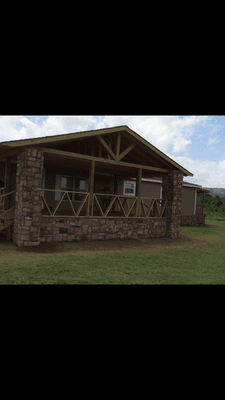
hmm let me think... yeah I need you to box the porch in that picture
[0,143,190,246]
[0,185,206,243]
[41,189,167,219]
[196,203,204,215]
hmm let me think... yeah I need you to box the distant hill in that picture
[202,187,225,198]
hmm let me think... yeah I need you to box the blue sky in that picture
[0,115,224,189]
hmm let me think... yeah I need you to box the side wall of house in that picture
[181,186,195,216]
[124,179,197,217]
[115,179,161,215]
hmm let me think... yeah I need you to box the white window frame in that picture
[123,180,136,196]
[55,175,88,202]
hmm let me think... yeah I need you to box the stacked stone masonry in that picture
[181,214,205,227]
[40,217,167,243]
[162,170,183,239]
[13,147,44,247]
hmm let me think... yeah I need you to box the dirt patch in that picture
[0,232,209,263]
[204,224,220,229]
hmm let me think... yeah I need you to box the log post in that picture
[89,160,95,216]
[4,157,11,210]
[135,167,142,217]
[114,175,118,213]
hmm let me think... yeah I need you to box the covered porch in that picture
[0,125,191,246]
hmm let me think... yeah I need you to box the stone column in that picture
[13,147,44,247]
[162,170,183,239]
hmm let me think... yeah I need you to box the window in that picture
[123,181,136,196]
[61,176,74,201]
[75,178,87,201]
[55,175,88,202]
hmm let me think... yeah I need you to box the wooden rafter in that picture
[41,147,170,174]
[121,131,174,169]
[118,142,136,161]
[116,132,121,160]
[0,125,193,176]
[96,133,136,162]
[96,135,117,161]
[121,140,164,168]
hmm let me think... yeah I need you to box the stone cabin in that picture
[0,125,210,247]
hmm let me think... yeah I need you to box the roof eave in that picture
[0,125,193,177]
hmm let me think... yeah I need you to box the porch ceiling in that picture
[43,152,166,180]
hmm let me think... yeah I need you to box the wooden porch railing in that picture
[41,189,168,218]
[196,203,204,215]
[0,187,5,212]
[0,189,16,218]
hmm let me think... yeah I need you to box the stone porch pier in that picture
[162,170,183,239]
[13,147,44,247]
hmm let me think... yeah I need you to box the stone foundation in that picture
[39,217,167,243]
[181,214,205,227]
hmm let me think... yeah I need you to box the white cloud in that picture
[207,137,220,147]
[98,115,207,154]
[168,154,225,187]
[0,116,97,143]
[0,116,23,142]
[0,115,224,189]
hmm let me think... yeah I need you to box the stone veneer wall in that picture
[13,147,44,247]
[181,214,205,227]
[162,170,183,239]
[40,217,167,243]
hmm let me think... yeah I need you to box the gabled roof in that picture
[0,125,193,177]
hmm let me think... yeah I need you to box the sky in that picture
[0,115,224,189]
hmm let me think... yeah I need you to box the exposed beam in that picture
[41,147,170,173]
[89,160,95,216]
[108,136,112,160]
[121,131,174,168]
[0,127,126,148]
[135,168,142,217]
[121,143,163,168]
[118,142,136,161]
[91,142,95,157]
[96,135,117,161]
[98,142,102,158]
[0,125,193,176]
[116,133,121,161]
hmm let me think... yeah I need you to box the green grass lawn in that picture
[0,213,225,284]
